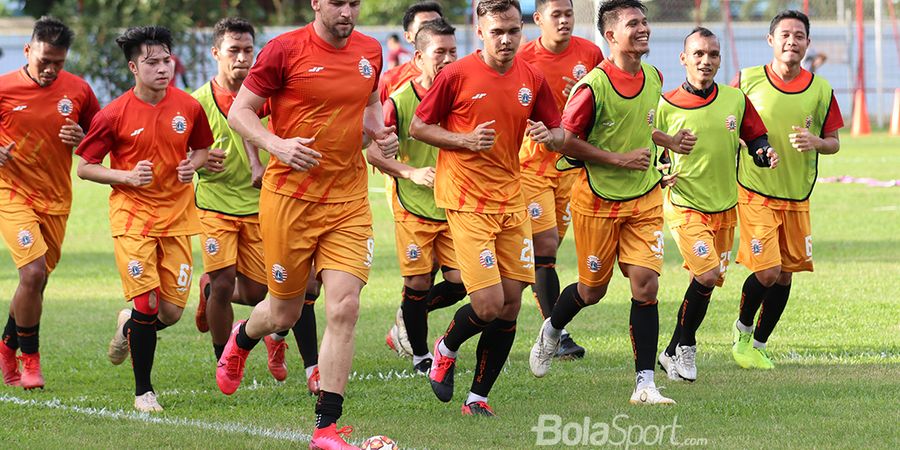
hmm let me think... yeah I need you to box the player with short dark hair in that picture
[378,1,444,103]
[0,16,99,390]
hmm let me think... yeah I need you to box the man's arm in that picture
[790,127,840,154]
[561,131,649,170]
[363,91,399,158]
[244,139,265,188]
[77,157,152,187]
[365,143,434,188]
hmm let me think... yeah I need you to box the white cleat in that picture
[630,384,676,406]
[108,309,131,365]
[394,306,413,357]
[674,345,698,382]
[529,318,560,378]
[134,391,164,412]
[657,351,685,381]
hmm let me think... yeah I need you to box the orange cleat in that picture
[216,321,250,395]
[428,337,456,403]
[0,343,21,386]
[307,365,320,395]
[195,273,210,333]
[309,424,359,450]
[461,401,496,417]
[19,352,44,390]
[264,335,288,382]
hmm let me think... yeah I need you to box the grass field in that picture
[0,134,898,449]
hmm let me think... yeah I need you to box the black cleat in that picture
[413,358,433,375]
[555,334,586,360]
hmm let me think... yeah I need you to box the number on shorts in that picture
[364,237,375,267]
[562,203,572,225]
[177,264,192,288]
[520,238,535,266]
[719,251,732,274]
[804,235,813,258]
[651,231,665,258]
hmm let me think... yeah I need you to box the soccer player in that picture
[654,27,778,382]
[366,19,466,375]
[528,0,690,405]
[0,17,99,389]
[378,1,443,103]
[221,0,398,446]
[729,10,842,370]
[76,26,212,412]
[518,0,604,360]
[411,0,563,416]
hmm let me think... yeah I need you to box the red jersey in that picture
[0,68,100,214]
[379,60,420,104]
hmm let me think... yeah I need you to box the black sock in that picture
[315,391,343,429]
[293,297,319,368]
[426,280,467,312]
[678,279,714,347]
[235,321,260,351]
[214,344,225,361]
[739,274,769,328]
[128,310,157,396]
[550,283,587,330]
[471,319,516,397]
[629,299,659,372]
[154,320,168,332]
[16,324,39,355]
[401,286,430,356]
[3,315,18,350]
[275,329,289,338]
[754,283,791,343]
[442,303,489,352]
[664,301,684,357]
[533,256,559,319]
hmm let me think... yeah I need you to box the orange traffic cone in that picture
[851,88,870,136]
[890,88,900,136]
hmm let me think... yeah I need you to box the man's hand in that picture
[250,161,265,188]
[657,162,678,188]
[125,160,153,187]
[409,166,436,188]
[269,136,320,171]
[0,142,13,167]
[204,148,226,173]
[562,76,577,98]
[372,126,399,159]
[755,147,779,169]
[616,147,651,170]
[789,126,819,152]
[59,118,86,147]
[177,158,196,183]
[526,120,553,144]
[669,129,697,155]
[464,120,496,151]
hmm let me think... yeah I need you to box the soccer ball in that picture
[360,435,397,450]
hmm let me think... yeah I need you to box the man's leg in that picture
[402,273,435,371]
[11,257,47,389]
[206,266,238,360]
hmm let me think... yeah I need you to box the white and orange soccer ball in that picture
[360,435,397,450]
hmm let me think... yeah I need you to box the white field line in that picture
[0,393,311,443]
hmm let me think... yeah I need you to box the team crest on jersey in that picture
[171,115,188,134]
[804,115,813,129]
[750,238,763,256]
[586,255,601,273]
[204,238,220,256]
[527,202,543,219]
[572,64,588,80]
[479,249,496,269]
[127,260,144,279]
[358,57,374,79]
[646,109,656,126]
[692,241,711,258]
[271,263,288,284]
[57,98,74,117]
[725,115,737,132]
[16,230,34,248]
[518,87,533,106]
[406,243,422,262]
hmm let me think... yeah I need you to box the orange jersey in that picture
[0,68,100,214]
[76,87,214,237]
[379,60,421,103]
[243,24,382,203]
[415,52,561,214]
[517,36,603,177]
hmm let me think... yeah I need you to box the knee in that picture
[755,267,782,287]
[158,301,184,324]
[578,283,607,305]
[209,268,236,301]
[533,230,559,256]
[405,274,433,291]
[18,260,47,291]
[270,308,301,331]
[631,276,658,302]
[442,269,463,285]
[776,271,792,286]
[470,299,502,322]
[305,279,321,299]
[327,294,360,328]
[695,269,720,289]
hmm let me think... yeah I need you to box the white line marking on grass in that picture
[0,394,311,443]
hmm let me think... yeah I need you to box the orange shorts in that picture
[0,202,67,272]
[259,189,373,298]
[198,209,266,285]
[572,191,665,287]
[520,171,577,238]
[737,203,813,273]
[446,209,534,293]
[665,203,737,286]
[394,219,457,277]
[113,234,193,307]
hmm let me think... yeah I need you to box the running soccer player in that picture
[518,0,604,360]
[655,27,778,382]
[366,19,465,375]
[0,17,99,389]
[76,26,213,412]
[528,0,689,405]
[411,0,563,416]
[220,0,399,446]
[378,1,443,103]
[730,10,842,370]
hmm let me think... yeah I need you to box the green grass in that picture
[0,135,898,449]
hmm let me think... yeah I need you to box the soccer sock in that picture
[470,319,516,398]
[664,300,685,357]
[128,310,157,396]
[678,279,714,347]
[754,282,791,344]
[305,364,317,380]
[533,256,559,319]
[235,321,260,351]
[272,329,289,341]
[315,391,343,429]
[401,285,430,356]
[413,352,433,366]
[442,303,489,353]
[738,273,769,328]
[16,324,39,354]
[293,298,319,368]
[154,320,169,332]
[2,315,18,350]
[425,280,467,312]
[465,392,488,405]
[636,369,655,390]
[550,283,587,330]
[629,299,659,373]
[214,344,225,361]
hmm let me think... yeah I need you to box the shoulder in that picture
[572,36,601,52]
[351,31,383,54]
[517,39,539,59]
[190,81,212,101]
